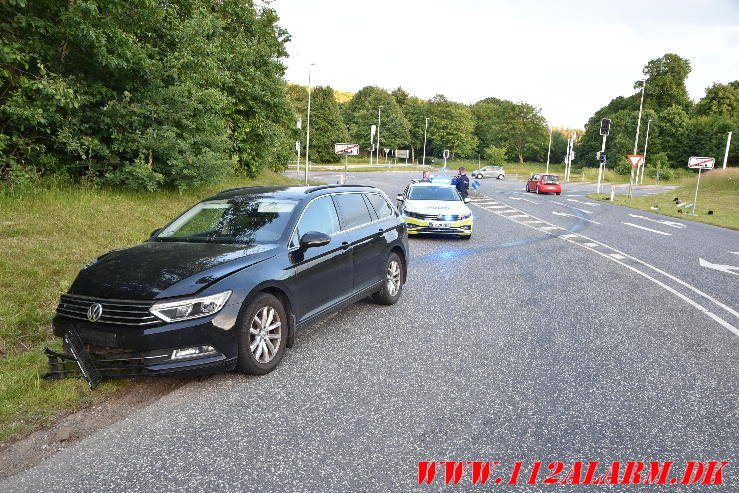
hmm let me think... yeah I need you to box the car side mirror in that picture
[299,231,331,250]
[463,197,471,203]
[396,194,404,201]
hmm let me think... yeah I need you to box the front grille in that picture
[57,293,160,326]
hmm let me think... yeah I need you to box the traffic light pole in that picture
[596,133,608,194]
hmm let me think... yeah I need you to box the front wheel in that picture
[372,252,404,305]
[498,175,504,180]
[236,293,287,375]
[556,192,561,195]
[476,173,483,179]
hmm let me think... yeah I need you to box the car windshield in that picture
[408,186,460,201]
[542,175,559,183]
[155,197,297,245]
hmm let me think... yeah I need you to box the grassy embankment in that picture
[0,171,302,444]
[587,168,739,230]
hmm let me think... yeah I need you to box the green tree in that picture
[305,86,349,163]
[484,145,507,166]
[343,86,410,158]
[694,81,739,117]
[1,0,294,190]
[639,53,692,112]
[397,96,429,162]
[471,98,548,163]
[426,95,477,159]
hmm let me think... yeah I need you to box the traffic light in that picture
[600,152,607,165]
[600,118,611,136]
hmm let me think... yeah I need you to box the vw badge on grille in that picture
[87,303,103,322]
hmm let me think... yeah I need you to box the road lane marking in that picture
[551,201,593,214]
[540,226,561,231]
[566,198,600,207]
[509,197,538,204]
[552,211,601,224]
[486,205,509,209]
[508,214,530,218]
[627,213,686,229]
[582,242,599,247]
[622,222,672,236]
[472,194,739,336]
[699,258,739,276]
[523,220,544,224]
[500,209,518,213]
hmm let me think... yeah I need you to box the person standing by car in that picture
[420,170,431,182]
[452,167,470,199]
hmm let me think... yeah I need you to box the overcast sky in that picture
[271,0,739,129]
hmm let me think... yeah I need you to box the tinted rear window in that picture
[366,193,393,219]
[542,175,559,182]
[333,193,373,230]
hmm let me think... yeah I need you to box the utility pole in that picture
[545,127,552,174]
[376,105,383,165]
[629,79,646,198]
[564,136,572,182]
[596,119,610,194]
[422,117,429,166]
[640,119,652,185]
[304,63,316,184]
[723,131,733,169]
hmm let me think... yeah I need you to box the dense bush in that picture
[0,0,294,191]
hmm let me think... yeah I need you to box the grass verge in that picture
[587,168,739,231]
[0,170,302,444]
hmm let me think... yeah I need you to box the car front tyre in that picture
[372,252,404,305]
[476,173,483,179]
[498,174,504,180]
[236,293,287,375]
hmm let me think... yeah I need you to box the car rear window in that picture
[365,193,393,219]
[333,193,373,230]
[542,175,559,183]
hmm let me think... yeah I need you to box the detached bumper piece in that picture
[44,329,102,389]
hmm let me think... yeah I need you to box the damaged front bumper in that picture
[43,328,235,389]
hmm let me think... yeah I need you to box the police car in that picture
[396,180,473,239]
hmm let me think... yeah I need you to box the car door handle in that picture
[341,241,350,250]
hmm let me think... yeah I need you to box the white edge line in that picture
[472,197,739,334]
[622,222,672,236]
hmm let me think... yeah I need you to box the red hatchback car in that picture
[526,174,562,195]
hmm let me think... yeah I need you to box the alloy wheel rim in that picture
[249,306,282,363]
[386,259,401,296]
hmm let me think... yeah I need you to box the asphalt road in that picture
[3,172,738,492]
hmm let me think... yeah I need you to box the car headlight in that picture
[150,291,232,323]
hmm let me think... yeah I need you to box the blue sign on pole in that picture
[471,180,481,190]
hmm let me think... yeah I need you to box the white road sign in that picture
[688,156,715,169]
[396,149,409,159]
[335,143,359,155]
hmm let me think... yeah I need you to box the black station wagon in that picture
[49,184,409,384]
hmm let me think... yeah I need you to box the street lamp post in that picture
[640,119,652,185]
[422,117,429,166]
[376,105,383,165]
[723,131,733,169]
[545,127,552,174]
[304,63,316,184]
[629,79,646,198]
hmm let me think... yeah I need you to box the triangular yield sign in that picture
[627,155,643,168]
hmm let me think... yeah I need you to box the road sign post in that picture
[596,119,610,194]
[687,156,715,216]
[335,144,359,182]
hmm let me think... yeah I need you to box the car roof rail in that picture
[305,184,375,194]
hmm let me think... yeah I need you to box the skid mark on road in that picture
[470,194,739,337]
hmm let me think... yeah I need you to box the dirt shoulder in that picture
[0,378,184,480]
